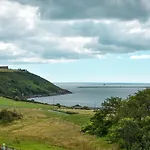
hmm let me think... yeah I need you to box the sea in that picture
[31,83,150,107]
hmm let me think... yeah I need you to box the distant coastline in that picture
[78,85,150,88]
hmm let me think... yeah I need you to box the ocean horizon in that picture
[31,82,150,107]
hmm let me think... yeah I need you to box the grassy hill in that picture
[0,97,118,150]
[0,69,71,99]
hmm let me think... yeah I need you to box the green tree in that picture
[82,109,113,136]
[108,118,142,150]
[56,103,61,108]
[82,89,150,149]
[101,97,122,114]
[140,116,150,149]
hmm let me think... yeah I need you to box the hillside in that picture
[0,69,71,99]
[0,97,117,150]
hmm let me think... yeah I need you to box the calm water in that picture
[32,83,150,107]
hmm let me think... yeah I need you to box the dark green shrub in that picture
[0,109,22,124]
[14,96,20,101]
[65,111,78,115]
[56,103,61,108]
[81,106,91,110]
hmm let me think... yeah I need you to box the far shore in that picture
[78,85,150,88]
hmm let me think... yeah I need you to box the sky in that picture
[0,0,150,83]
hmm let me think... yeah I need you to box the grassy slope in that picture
[0,97,118,150]
[0,70,69,99]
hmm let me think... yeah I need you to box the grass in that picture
[0,137,66,150]
[13,143,66,150]
[45,110,92,126]
[59,108,94,115]
[0,97,53,109]
[0,97,119,150]
[0,69,16,72]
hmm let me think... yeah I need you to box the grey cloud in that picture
[38,20,150,54]
[0,49,25,61]
[15,37,95,60]
[1,0,150,64]
[12,0,150,21]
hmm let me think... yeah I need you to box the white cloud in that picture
[10,57,75,64]
[130,54,150,59]
[0,0,39,41]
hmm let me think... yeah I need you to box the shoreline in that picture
[27,91,72,99]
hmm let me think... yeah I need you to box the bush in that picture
[56,103,61,108]
[14,96,20,101]
[65,111,79,115]
[81,106,91,110]
[0,109,22,124]
[81,122,95,134]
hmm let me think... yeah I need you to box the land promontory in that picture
[0,68,71,99]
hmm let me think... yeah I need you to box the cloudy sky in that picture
[1,0,150,82]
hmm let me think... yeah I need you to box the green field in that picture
[0,97,53,109]
[0,97,118,150]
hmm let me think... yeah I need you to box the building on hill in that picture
[18,68,28,72]
[0,66,8,69]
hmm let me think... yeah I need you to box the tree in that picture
[82,89,150,149]
[56,103,61,108]
[108,118,142,149]
[82,110,112,136]
[101,97,122,114]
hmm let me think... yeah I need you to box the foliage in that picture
[82,110,113,136]
[56,103,61,108]
[0,109,22,124]
[0,70,71,100]
[82,88,150,149]
[81,106,91,110]
[108,118,142,149]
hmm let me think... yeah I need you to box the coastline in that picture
[26,89,72,99]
